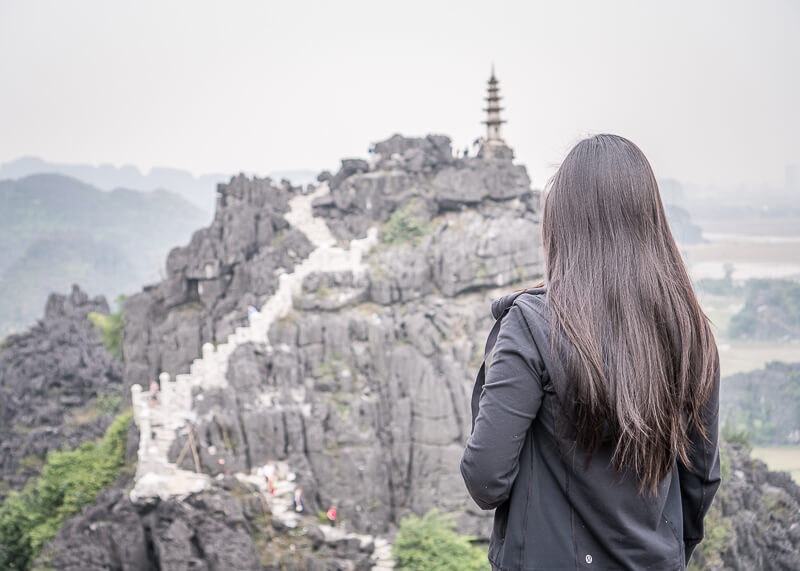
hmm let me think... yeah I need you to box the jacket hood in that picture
[491,286,547,320]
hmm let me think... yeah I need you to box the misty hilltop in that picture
[0,156,320,212]
[0,173,210,337]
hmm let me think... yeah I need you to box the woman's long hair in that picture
[542,134,716,493]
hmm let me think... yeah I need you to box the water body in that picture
[686,230,800,281]
[689,261,800,281]
[702,232,800,245]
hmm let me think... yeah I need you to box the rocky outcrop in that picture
[690,443,800,570]
[0,285,123,500]
[312,134,535,240]
[119,134,543,542]
[123,175,314,392]
[41,479,377,571]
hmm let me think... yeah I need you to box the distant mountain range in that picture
[0,174,211,337]
[0,156,319,212]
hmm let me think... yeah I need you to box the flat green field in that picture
[751,446,800,483]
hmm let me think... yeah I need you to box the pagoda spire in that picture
[483,64,506,143]
[477,66,513,160]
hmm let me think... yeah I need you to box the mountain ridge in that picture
[0,173,211,337]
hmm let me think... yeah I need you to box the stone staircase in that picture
[129,182,394,567]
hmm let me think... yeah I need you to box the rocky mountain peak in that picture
[43,283,110,321]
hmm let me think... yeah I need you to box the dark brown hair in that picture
[542,134,716,493]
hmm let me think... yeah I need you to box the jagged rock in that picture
[123,175,313,392]
[299,271,370,311]
[689,443,800,570]
[0,284,122,500]
[42,481,374,571]
[431,158,530,209]
[372,133,454,172]
[312,134,533,241]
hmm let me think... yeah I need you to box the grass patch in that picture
[381,203,433,247]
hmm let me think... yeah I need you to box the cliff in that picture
[0,285,123,501]
[120,134,542,540]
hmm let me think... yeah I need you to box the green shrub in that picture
[87,296,125,359]
[381,204,432,247]
[721,419,751,447]
[729,279,800,339]
[0,410,132,569]
[393,509,489,571]
[687,499,732,571]
[95,392,122,416]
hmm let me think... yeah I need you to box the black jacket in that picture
[460,289,721,570]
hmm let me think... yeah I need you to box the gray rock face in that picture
[121,132,541,412]
[118,134,543,540]
[42,480,374,571]
[0,285,123,500]
[123,175,314,391]
[312,134,534,241]
[690,443,800,570]
[159,290,520,540]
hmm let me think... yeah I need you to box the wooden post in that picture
[188,425,202,473]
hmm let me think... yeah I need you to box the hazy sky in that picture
[1,0,797,189]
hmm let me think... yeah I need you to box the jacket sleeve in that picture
[678,352,722,564]
[460,305,544,510]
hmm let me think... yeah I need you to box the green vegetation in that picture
[393,509,489,571]
[729,279,800,339]
[0,410,132,569]
[381,203,433,247]
[95,392,123,417]
[87,296,125,359]
[315,286,333,300]
[688,444,734,571]
[688,499,732,571]
[721,419,751,447]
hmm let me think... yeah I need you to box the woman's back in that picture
[461,290,720,570]
[461,135,721,570]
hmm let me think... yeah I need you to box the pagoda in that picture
[477,66,514,160]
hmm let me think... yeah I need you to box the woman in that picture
[460,134,720,570]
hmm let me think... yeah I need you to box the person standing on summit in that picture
[461,134,721,570]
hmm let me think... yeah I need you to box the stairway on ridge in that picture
[130,181,377,500]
